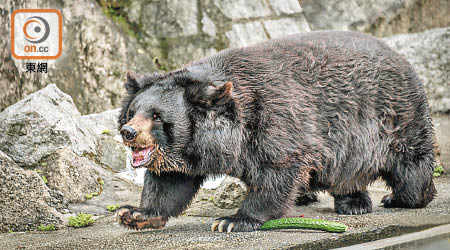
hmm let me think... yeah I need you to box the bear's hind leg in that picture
[381,155,436,208]
[332,191,373,215]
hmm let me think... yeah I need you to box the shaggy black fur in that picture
[116,31,436,232]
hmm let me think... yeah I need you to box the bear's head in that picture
[118,69,238,175]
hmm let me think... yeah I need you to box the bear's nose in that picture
[120,125,137,142]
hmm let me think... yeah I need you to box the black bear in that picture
[115,31,436,232]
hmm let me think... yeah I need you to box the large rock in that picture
[82,108,121,137]
[0,150,66,232]
[38,148,100,203]
[300,0,450,37]
[383,27,450,113]
[0,84,97,167]
[82,109,128,172]
[213,176,247,209]
[0,0,156,114]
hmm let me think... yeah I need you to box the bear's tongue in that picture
[131,146,155,167]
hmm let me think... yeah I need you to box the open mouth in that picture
[131,145,156,168]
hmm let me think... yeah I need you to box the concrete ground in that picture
[1,115,449,250]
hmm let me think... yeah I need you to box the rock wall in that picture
[299,0,450,37]
[126,0,311,69]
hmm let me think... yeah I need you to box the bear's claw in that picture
[211,216,262,232]
[115,206,166,230]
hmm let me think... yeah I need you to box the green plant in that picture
[433,165,445,177]
[41,175,48,184]
[68,213,95,228]
[101,129,110,135]
[106,204,120,212]
[85,192,99,199]
[38,224,55,231]
[41,162,47,167]
[260,218,348,233]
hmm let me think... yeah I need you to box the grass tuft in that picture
[38,224,55,231]
[106,204,120,212]
[68,213,95,228]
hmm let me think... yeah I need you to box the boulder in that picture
[0,150,66,232]
[0,84,97,167]
[383,27,450,113]
[213,176,247,209]
[94,136,128,173]
[82,109,128,172]
[0,0,156,114]
[81,108,121,137]
[38,148,101,203]
[299,0,450,37]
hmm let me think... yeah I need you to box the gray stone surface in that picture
[383,27,450,113]
[0,150,66,233]
[95,135,128,173]
[82,108,128,172]
[213,177,246,209]
[38,148,100,203]
[213,0,272,19]
[130,0,198,38]
[201,13,217,37]
[167,43,218,67]
[81,109,121,137]
[269,0,303,15]
[123,0,314,69]
[263,17,311,39]
[0,84,97,167]
[226,21,268,48]
[185,188,237,217]
[300,0,450,37]
[69,160,142,216]
[0,0,156,114]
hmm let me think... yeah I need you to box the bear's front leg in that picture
[116,171,204,230]
[212,167,302,232]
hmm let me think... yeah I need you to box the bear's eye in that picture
[152,113,161,122]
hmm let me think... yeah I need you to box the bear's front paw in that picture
[211,216,262,232]
[334,191,372,215]
[115,205,166,230]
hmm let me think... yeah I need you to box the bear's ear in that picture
[124,71,141,95]
[185,81,233,107]
[209,81,233,105]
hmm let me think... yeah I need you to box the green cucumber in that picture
[260,218,348,233]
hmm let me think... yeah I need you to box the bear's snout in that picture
[120,125,137,142]
[121,113,154,147]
